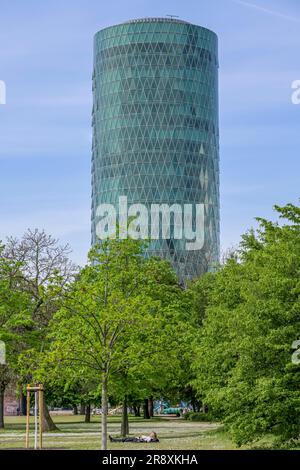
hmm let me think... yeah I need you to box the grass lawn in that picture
[0,415,236,450]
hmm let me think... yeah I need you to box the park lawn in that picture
[0,415,235,450]
[3,415,298,450]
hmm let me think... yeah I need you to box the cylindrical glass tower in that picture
[92,17,220,280]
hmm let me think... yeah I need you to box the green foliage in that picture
[193,202,300,446]
[3,200,300,448]
[0,242,35,427]
[183,411,216,422]
[0,244,33,377]
[47,238,157,376]
[37,237,194,447]
[45,238,193,393]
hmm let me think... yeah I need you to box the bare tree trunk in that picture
[85,403,91,423]
[133,405,140,417]
[191,397,196,412]
[80,402,86,415]
[143,398,150,419]
[42,400,58,432]
[20,390,27,416]
[121,396,129,437]
[101,373,108,450]
[0,383,5,429]
[73,404,78,415]
[148,396,154,418]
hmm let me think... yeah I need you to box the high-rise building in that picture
[91,17,220,280]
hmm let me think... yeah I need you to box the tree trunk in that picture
[0,383,5,429]
[148,396,154,418]
[101,373,108,450]
[42,400,58,432]
[121,396,129,437]
[80,402,86,415]
[191,397,196,412]
[73,404,78,415]
[133,405,140,417]
[20,391,27,416]
[85,403,91,423]
[143,398,150,419]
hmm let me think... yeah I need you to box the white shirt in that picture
[139,435,153,442]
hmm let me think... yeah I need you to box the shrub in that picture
[183,411,217,422]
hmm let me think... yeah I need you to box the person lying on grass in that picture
[109,431,159,443]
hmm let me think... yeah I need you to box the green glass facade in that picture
[92,18,220,280]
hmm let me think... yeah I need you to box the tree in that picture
[47,238,161,449]
[0,244,32,428]
[109,255,195,435]
[5,229,77,431]
[4,229,76,323]
[193,202,300,446]
[46,237,198,448]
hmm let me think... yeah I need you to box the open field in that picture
[0,415,236,450]
[2,415,298,450]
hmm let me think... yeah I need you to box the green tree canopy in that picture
[193,202,300,446]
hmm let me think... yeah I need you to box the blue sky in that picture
[0,0,299,264]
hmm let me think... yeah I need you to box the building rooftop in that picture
[95,17,218,39]
[123,17,190,25]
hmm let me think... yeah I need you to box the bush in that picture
[183,411,217,422]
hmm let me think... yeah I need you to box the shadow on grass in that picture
[158,432,204,440]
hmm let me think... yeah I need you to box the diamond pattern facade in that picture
[92,18,220,281]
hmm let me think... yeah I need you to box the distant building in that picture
[91,17,220,280]
[4,384,20,416]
